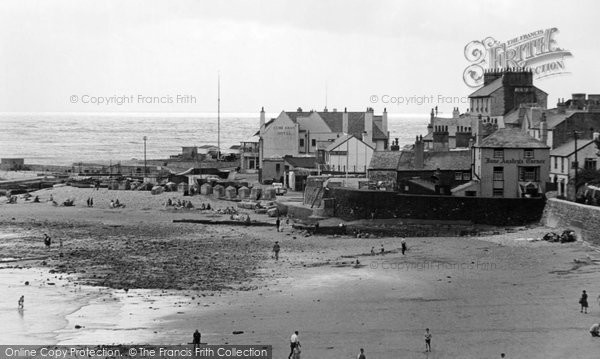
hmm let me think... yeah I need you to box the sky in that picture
[1,0,599,115]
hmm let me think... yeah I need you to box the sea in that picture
[0,112,429,166]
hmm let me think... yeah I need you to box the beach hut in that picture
[178,182,189,193]
[213,184,225,198]
[118,180,131,190]
[109,180,119,190]
[238,186,250,199]
[262,187,276,200]
[200,183,213,195]
[224,186,237,199]
[250,187,262,200]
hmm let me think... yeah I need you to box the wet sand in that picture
[2,187,600,358]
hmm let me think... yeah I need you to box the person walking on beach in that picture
[380,244,385,255]
[89,197,93,207]
[357,348,366,359]
[580,290,589,313]
[401,238,407,255]
[276,217,281,232]
[43,234,51,247]
[288,331,300,359]
[193,329,201,348]
[18,295,24,309]
[273,241,281,261]
[424,328,432,352]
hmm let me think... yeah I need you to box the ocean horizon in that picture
[0,112,430,166]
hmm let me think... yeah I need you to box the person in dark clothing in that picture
[580,290,589,313]
[193,329,201,348]
[44,234,51,247]
[401,238,407,255]
[273,241,280,261]
[276,217,281,232]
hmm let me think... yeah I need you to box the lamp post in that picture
[143,136,147,178]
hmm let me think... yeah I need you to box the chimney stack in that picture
[452,107,460,119]
[415,135,424,169]
[382,107,388,135]
[540,112,548,145]
[342,108,349,134]
[259,107,265,136]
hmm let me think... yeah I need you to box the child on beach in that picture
[580,290,589,313]
[357,348,366,359]
[18,295,24,309]
[424,328,432,352]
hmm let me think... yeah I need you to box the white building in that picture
[549,139,598,197]
[324,134,374,174]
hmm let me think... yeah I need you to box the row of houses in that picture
[240,68,599,199]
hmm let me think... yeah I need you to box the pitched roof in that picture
[477,128,548,148]
[503,106,528,126]
[551,139,594,157]
[326,134,375,151]
[283,156,316,168]
[368,151,403,170]
[318,111,388,139]
[395,150,472,171]
[469,77,503,98]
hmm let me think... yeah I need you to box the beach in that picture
[2,185,600,358]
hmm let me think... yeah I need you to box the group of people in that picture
[86,197,94,207]
[165,198,194,209]
[109,199,125,208]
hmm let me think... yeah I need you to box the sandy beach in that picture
[2,185,600,358]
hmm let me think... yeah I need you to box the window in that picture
[275,164,281,172]
[584,158,597,171]
[524,149,534,158]
[249,160,255,169]
[493,188,504,197]
[311,139,316,147]
[462,173,471,181]
[465,191,477,197]
[518,166,539,182]
[554,157,558,170]
[455,172,463,180]
[299,139,305,147]
[561,158,564,172]
[493,167,504,181]
[493,149,504,159]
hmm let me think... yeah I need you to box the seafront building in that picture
[256,107,389,183]
[368,68,552,198]
[424,68,548,151]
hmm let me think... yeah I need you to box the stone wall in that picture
[326,187,546,226]
[542,198,600,244]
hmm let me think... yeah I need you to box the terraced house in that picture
[257,107,389,183]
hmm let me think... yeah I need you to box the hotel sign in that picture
[485,158,545,164]
[273,125,295,136]
[463,28,572,88]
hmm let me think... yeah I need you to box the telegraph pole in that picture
[217,72,221,161]
[143,136,147,177]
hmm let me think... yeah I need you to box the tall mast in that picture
[217,72,221,160]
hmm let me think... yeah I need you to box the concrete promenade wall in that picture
[542,198,600,245]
